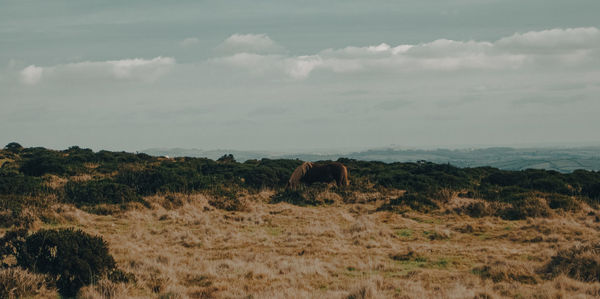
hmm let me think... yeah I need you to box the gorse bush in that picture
[64,179,142,207]
[15,228,122,297]
[3,142,23,153]
[463,202,496,218]
[547,194,580,211]
[116,165,212,195]
[271,184,338,206]
[0,170,47,196]
[544,242,600,282]
[20,149,69,176]
[498,196,551,220]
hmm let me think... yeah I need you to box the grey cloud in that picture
[214,27,600,79]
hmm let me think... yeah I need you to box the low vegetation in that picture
[1,143,600,297]
[545,242,600,282]
[0,228,132,297]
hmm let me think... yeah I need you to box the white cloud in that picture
[20,65,43,85]
[284,55,323,79]
[497,27,600,53]
[180,37,200,47]
[215,27,600,79]
[216,33,285,54]
[106,57,175,79]
[18,57,175,84]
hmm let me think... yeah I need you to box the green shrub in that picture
[20,151,68,177]
[271,189,307,205]
[582,183,600,204]
[217,154,236,163]
[464,202,496,218]
[239,159,300,189]
[3,142,24,153]
[271,185,336,206]
[15,228,119,297]
[63,146,96,163]
[499,196,550,220]
[0,229,28,267]
[544,242,600,282]
[116,164,212,195]
[64,179,142,207]
[0,170,47,196]
[547,194,580,211]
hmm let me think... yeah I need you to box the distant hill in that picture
[141,147,600,173]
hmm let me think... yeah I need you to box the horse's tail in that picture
[339,164,350,187]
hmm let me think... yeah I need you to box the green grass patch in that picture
[477,233,491,240]
[265,226,283,236]
[395,228,413,239]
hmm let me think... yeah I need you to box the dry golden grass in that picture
[0,268,57,298]
[8,191,600,298]
[43,174,69,189]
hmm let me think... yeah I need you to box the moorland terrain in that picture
[1,143,600,298]
[144,146,600,173]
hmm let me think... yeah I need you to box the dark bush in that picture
[20,151,68,177]
[3,142,23,153]
[463,202,496,218]
[582,183,600,204]
[15,228,118,297]
[217,154,236,163]
[0,170,47,196]
[64,146,96,163]
[483,171,524,187]
[0,229,28,267]
[116,166,211,195]
[477,186,531,203]
[64,179,142,207]
[544,242,600,282]
[239,159,301,189]
[271,185,337,206]
[271,189,307,205]
[499,196,550,220]
[473,260,538,284]
[378,192,439,213]
[547,194,580,211]
[95,150,142,164]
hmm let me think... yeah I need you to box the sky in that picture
[1,0,600,152]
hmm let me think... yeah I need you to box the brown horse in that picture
[287,161,349,189]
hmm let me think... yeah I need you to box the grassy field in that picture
[3,190,599,298]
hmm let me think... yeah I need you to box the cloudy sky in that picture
[1,0,600,152]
